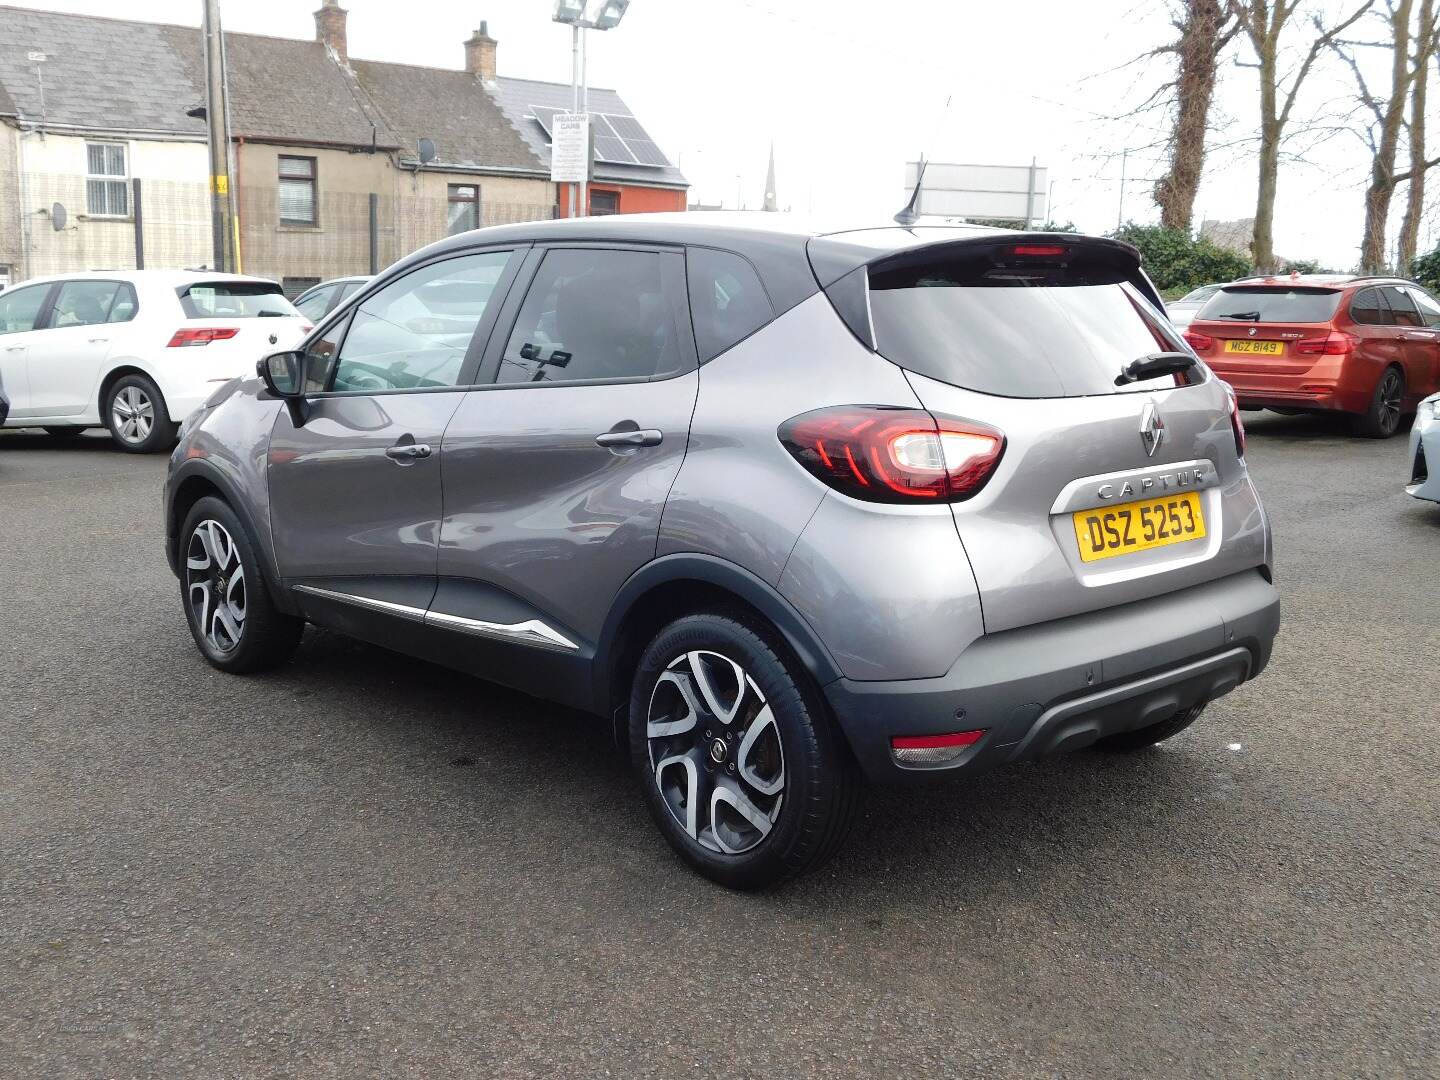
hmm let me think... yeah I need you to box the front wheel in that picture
[1352,367,1405,439]
[630,611,861,889]
[104,373,177,453]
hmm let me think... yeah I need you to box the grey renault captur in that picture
[165,213,1279,889]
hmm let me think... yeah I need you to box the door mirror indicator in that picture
[257,350,304,398]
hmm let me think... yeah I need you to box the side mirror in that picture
[257,351,304,398]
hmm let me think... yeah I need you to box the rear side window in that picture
[867,261,1187,398]
[1200,287,1343,324]
[1406,287,1440,328]
[1383,286,1423,328]
[49,280,120,328]
[109,283,138,323]
[1349,287,1389,326]
[686,248,774,361]
[294,284,337,321]
[180,282,300,319]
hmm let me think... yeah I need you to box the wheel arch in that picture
[97,363,166,421]
[593,553,843,731]
[167,459,288,611]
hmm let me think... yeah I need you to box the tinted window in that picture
[1200,287,1344,323]
[0,284,49,335]
[294,285,337,321]
[498,248,684,385]
[868,266,1186,399]
[108,283,138,323]
[180,282,300,319]
[1349,287,1389,326]
[1180,285,1218,303]
[1406,287,1440,328]
[331,251,512,392]
[337,280,364,303]
[49,281,120,328]
[687,248,774,362]
[1383,286,1422,328]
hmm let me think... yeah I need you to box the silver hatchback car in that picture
[165,214,1280,888]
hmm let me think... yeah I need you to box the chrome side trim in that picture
[423,609,579,651]
[291,584,427,623]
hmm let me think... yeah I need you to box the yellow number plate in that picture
[1072,492,1207,563]
[1223,339,1283,355]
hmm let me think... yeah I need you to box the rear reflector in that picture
[168,327,240,347]
[890,729,987,766]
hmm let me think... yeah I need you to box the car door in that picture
[431,244,699,700]
[268,247,526,642]
[1389,285,1440,398]
[0,282,55,417]
[25,280,131,417]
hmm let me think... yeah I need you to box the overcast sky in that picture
[5,0,1433,268]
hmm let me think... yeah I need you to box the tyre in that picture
[43,426,88,438]
[1096,701,1206,751]
[1352,367,1405,439]
[630,610,861,889]
[104,373,177,453]
[180,496,304,674]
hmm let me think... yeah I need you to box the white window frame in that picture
[85,142,130,218]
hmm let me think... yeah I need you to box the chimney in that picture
[314,0,348,64]
[465,21,498,82]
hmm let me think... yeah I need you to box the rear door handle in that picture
[385,442,432,461]
[3,345,23,352]
[88,337,109,344]
[595,429,663,448]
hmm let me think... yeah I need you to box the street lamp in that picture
[552,0,631,217]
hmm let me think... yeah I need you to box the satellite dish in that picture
[417,138,438,166]
[51,203,67,231]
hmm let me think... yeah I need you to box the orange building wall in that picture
[557,183,688,218]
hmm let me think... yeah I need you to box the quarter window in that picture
[686,248,774,362]
[108,283,139,323]
[498,248,685,385]
[329,251,513,392]
[1382,285,1423,328]
[86,143,129,217]
[0,284,48,335]
[294,284,338,321]
[1405,287,1440,328]
[49,281,121,328]
[278,156,318,226]
[1349,288,1389,326]
[447,185,480,235]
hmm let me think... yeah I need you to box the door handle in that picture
[385,442,432,461]
[3,345,23,352]
[595,429,663,448]
[88,337,109,344]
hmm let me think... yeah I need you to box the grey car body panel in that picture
[658,292,924,587]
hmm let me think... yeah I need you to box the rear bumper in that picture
[1210,367,1367,414]
[823,568,1280,783]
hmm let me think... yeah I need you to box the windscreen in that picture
[179,282,300,319]
[1197,286,1342,323]
[867,259,1189,398]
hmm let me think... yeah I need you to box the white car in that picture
[1165,284,1224,329]
[0,270,311,452]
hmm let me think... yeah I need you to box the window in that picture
[499,248,685,386]
[1382,286,1423,328]
[294,284,338,321]
[1179,285,1219,304]
[278,156,317,226]
[589,190,619,216]
[1349,287,1389,326]
[1199,286,1344,323]
[179,282,300,319]
[108,283,139,323]
[448,185,480,235]
[329,251,513,393]
[687,248,774,361]
[49,281,122,328]
[86,143,129,217]
[336,280,365,304]
[0,284,49,335]
[1405,287,1440,328]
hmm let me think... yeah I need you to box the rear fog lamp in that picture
[890,729,987,766]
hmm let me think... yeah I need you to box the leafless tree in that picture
[1397,0,1439,269]
[1230,0,1376,271]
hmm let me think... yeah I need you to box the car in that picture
[1184,274,1440,438]
[1166,283,1224,329]
[0,270,312,452]
[163,214,1280,889]
[0,370,8,428]
[1406,392,1440,503]
[292,275,370,323]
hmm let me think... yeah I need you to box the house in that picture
[0,2,687,291]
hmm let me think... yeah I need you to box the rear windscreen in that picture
[867,265,1188,398]
[1197,287,1341,323]
[179,282,300,319]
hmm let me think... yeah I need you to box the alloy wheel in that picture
[647,650,785,855]
[112,385,155,444]
[1379,371,1403,436]
[186,520,246,653]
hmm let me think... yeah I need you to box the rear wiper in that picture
[1116,351,1197,386]
[1217,311,1261,321]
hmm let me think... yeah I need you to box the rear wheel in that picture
[630,611,861,889]
[1352,367,1405,439]
[104,373,177,453]
[1096,702,1207,751]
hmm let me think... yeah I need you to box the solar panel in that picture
[528,106,670,169]
[593,135,637,164]
[602,114,648,140]
[625,139,670,167]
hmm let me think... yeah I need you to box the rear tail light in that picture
[778,406,1005,503]
[168,327,240,348]
[1183,330,1215,352]
[891,729,987,766]
[1294,331,1355,356]
[1226,385,1246,458]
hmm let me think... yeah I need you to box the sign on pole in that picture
[551,113,592,184]
[903,161,1048,223]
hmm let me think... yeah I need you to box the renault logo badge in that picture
[1140,402,1166,458]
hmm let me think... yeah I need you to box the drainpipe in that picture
[233,135,244,274]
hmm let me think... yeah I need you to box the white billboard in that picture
[904,161,1047,222]
[550,114,592,184]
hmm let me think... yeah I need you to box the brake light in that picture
[778,406,1004,503]
[168,328,240,347]
[1294,331,1355,356]
[1226,385,1246,458]
[1183,330,1215,351]
[1007,244,1070,258]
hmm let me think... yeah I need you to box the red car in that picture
[1184,274,1440,438]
